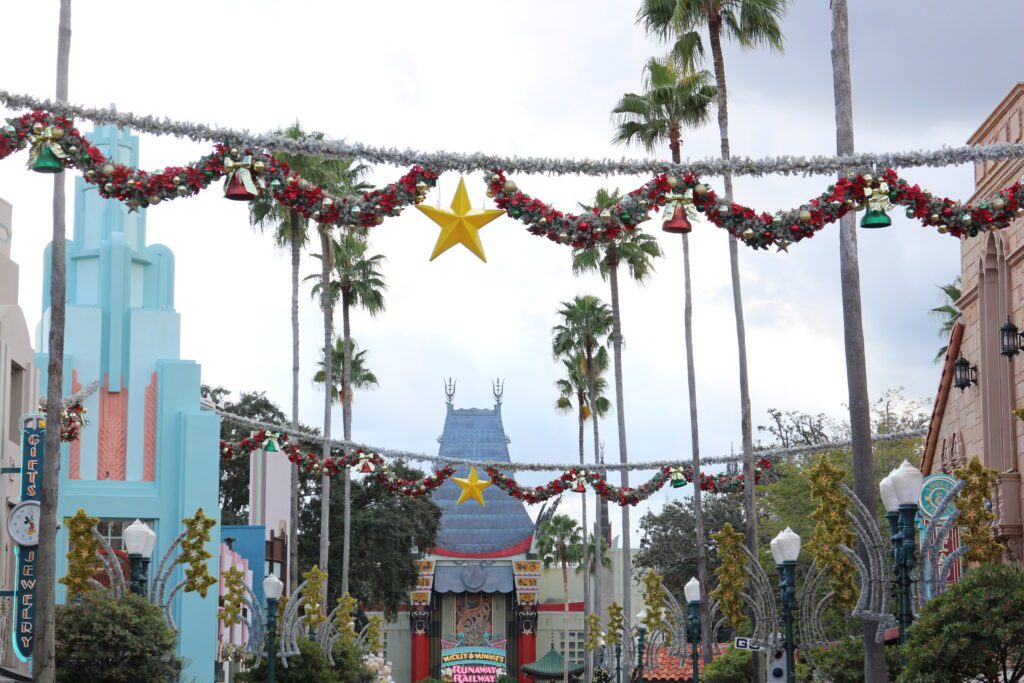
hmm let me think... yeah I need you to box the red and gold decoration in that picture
[58,401,86,443]
[453,466,493,507]
[0,110,438,229]
[59,508,100,598]
[418,177,503,261]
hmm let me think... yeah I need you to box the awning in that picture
[433,564,514,593]
[521,648,584,680]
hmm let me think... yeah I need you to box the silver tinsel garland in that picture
[3,90,1023,178]
[209,404,925,472]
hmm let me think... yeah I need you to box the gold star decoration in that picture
[417,177,503,262]
[60,509,100,597]
[453,466,492,508]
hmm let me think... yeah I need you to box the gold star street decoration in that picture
[417,177,503,262]
[453,466,492,508]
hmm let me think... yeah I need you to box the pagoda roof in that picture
[431,404,535,557]
[521,648,584,679]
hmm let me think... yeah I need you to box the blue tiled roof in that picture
[432,404,535,556]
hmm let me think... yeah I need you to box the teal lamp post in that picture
[879,460,924,644]
[683,577,702,683]
[263,573,284,683]
[123,519,157,597]
[770,528,801,683]
[635,612,647,683]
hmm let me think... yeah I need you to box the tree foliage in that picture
[799,636,903,682]
[237,637,341,683]
[299,461,442,616]
[55,591,182,682]
[702,645,753,683]
[901,563,1024,682]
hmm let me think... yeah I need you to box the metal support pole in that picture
[778,562,797,683]
[898,503,919,644]
[636,626,646,683]
[128,553,144,596]
[615,643,621,683]
[266,596,279,683]
[687,601,701,683]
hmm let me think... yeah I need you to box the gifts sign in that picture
[13,414,45,662]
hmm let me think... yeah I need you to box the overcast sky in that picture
[1,1,1021,543]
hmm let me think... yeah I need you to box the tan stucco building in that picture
[922,82,1024,560]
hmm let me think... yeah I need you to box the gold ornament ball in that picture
[102,163,115,176]
[287,176,297,185]
[799,209,812,222]
[694,183,708,196]
[51,127,65,140]
[148,195,161,205]
[31,122,44,135]
[993,197,1006,210]
[862,173,873,184]
[176,185,188,197]
[930,213,940,222]
[416,181,428,193]
[253,160,266,173]
[322,197,333,208]
[539,217,548,225]
[68,145,78,154]
[599,209,611,220]
[84,170,95,180]
[742,228,755,240]
[1016,208,1024,218]
[172,175,182,185]
[485,190,495,199]
[503,180,517,193]
[103,183,114,192]
[375,216,384,225]
[666,175,679,188]
[491,173,501,183]
[938,225,948,234]
[229,147,239,158]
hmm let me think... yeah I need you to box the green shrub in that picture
[55,591,182,682]
[238,637,339,682]
[332,638,374,683]
[901,562,1024,682]
[496,675,517,683]
[703,645,753,683]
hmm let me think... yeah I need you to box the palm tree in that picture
[573,187,663,640]
[575,534,615,603]
[35,1,71,679]
[249,123,367,594]
[308,228,385,594]
[537,515,585,683]
[829,0,885,678]
[636,0,786,663]
[611,57,714,659]
[313,337,379,403]
[930,276,962,361]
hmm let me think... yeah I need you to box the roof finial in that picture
[492,378,504,406]
[444,378,457,407]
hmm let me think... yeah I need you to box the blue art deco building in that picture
[35,124,220,681]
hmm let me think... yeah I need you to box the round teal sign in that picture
[919,473,958,520]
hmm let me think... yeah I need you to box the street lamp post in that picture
[635,613,647,683]
[614,643,621,683]
[770,528,801,683]
[264,573,284,683]
[683,578,701,683]
[123,519,157,597]
[879,460,924,644]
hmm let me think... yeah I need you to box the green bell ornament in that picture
[860,180,893,229]
[860,209,893,228]
[28,127,67,174]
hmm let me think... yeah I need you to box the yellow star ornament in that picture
[417,177,503,262]
[453,466,492,508]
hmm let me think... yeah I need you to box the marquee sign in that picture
[12,413,45,662]
[441,636,508,683]
[410,559,435,607]
[513,560,541,607]
[917,473,963,586]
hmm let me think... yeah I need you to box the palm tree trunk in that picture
[578,391,592,683]
[341,283,353,596]
[680,233,711,668]
[318,228,333,602]
[708,15,754,670]
[289,210,301,594]
[585,360,604,669]
[34,4,71,680]
[830,2,886,679]
[562,557,571,683]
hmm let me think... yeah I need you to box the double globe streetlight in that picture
[878,460,925,644]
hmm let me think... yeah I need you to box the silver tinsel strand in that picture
[4,91,1024,178]
[208,404,925,472]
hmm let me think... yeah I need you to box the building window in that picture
[94,518,155,551]
[559,631,585,667]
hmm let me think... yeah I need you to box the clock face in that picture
[7,501,41,547]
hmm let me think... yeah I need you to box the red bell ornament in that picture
[661,200,692,234]
[223,155,260,201]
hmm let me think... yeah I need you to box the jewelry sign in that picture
[12,413,45,662]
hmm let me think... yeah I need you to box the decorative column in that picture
[411,607,432,683]
[516,606,537,683]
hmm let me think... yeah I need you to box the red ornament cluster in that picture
[59,402,86,443]
[1,110,439,230]
[486,167,1024,251]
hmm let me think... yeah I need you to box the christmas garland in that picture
[221,430,772,506]
[1,111,438,229]
[485,168,1024,252]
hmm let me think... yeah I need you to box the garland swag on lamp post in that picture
[683,578,701,683]
[879,460,925,644]
[263,573,285,683]
[123,519,157,596]
[770,528,800,683]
